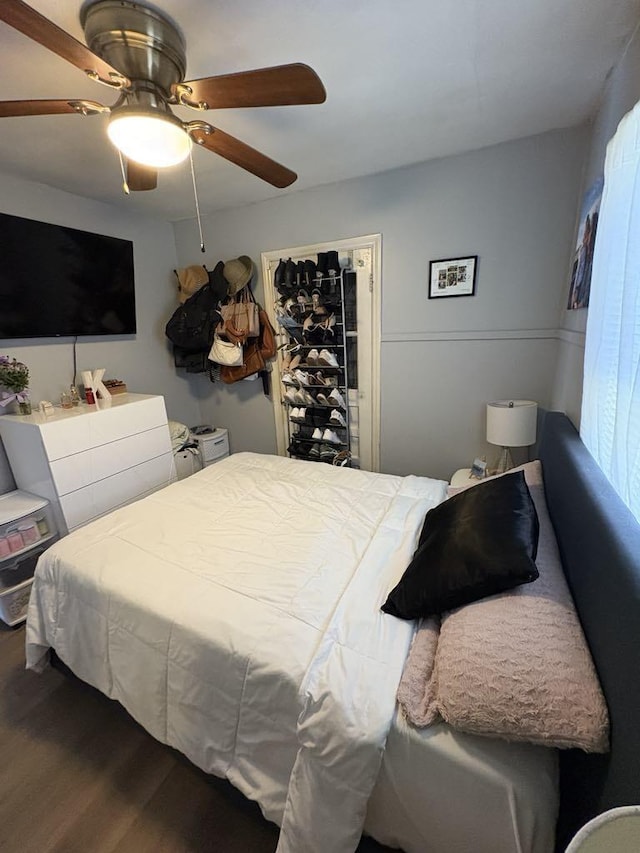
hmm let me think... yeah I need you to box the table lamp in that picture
[486,400,537,474]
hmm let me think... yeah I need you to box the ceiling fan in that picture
[0,0,326,192]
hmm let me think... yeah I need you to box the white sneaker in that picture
[285,389,298,405]
[291,407,306,423]
[322,429,341,444]
[306,348,320,365]
[327,389,346,409]
[318,349,339,367]
[282,372,297,386]
[293,369,311,386]
[300,389,316,406]
[312,428,323,440]
[316,392,331,407]
[329,409,347,427]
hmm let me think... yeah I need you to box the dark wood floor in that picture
[0,624,392,853]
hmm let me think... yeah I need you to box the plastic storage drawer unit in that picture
[0,490,58,626]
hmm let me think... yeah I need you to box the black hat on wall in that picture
[208,261,229,302]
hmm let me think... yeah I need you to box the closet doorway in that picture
[261,234,381,472]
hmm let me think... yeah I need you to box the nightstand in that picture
[450,468,474,487]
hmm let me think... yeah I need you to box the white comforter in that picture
[26,452,447,852]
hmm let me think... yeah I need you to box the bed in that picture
[24,412,640,852]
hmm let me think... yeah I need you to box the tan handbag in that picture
[220,287,260,340]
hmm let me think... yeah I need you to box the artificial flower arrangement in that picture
[0,356,31,414]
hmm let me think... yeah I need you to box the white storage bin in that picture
[174,448,203,480]
[0,578,34,627]
[189,428,230,467]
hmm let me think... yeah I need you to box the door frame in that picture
[261,234,381,472]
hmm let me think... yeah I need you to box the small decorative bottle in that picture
[69,385,80,407]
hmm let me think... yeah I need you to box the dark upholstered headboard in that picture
[538,412,640,849]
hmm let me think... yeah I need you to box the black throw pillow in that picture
[382,470,539,620]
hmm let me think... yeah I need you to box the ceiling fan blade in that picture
[189,125,297,188]
[0,0,127,84]
[0,99,81,117]
[126,160,158,192]
[177,64,326,109]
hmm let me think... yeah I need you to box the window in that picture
[581,101,640,523]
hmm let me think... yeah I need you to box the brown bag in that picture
[219,307,277,384]
[220,287,259,341]
[258,308,276,359]
[220,340,265,384]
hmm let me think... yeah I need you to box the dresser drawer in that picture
[60,452,176,531]
[50,425,172,497]
[40,396,168,461]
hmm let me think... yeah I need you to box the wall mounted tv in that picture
[0,212,136,338]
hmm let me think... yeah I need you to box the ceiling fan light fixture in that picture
[107,112,191,168]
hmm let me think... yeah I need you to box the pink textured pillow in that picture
[398,461,610,752]
[397,617,440,726]
[398,461,544,727]
[432,475,609,752]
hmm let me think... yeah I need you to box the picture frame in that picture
[470,457,488,480]
[428,255,478,299]
[566,176,603,311]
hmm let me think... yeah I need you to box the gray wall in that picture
[552,25,640,424]
[174,127,586,480]
[0,171,201,493]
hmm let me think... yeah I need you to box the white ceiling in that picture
[0,0,639,221]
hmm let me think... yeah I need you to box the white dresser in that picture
[0,394,176,534]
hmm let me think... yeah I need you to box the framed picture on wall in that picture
[566,176,603,310]
[429,255,478,298]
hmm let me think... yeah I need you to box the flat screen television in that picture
[0,212,136,338]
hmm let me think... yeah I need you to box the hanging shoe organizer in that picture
[274,252,353,467]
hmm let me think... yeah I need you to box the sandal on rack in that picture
[281,342,302,371]
[332,449,351,467]
[322,314,337,343]
[302,314,322,344]
[311,289,325,313]
[285,354,301,371]
[315,371,337,387]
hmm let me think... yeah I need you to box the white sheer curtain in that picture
[581,101,640,523]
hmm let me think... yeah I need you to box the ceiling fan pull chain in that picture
[189,149,206,253]
[117,150,130,195]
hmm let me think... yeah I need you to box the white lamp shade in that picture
[107,114,191,168]
[486,400,537,447]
